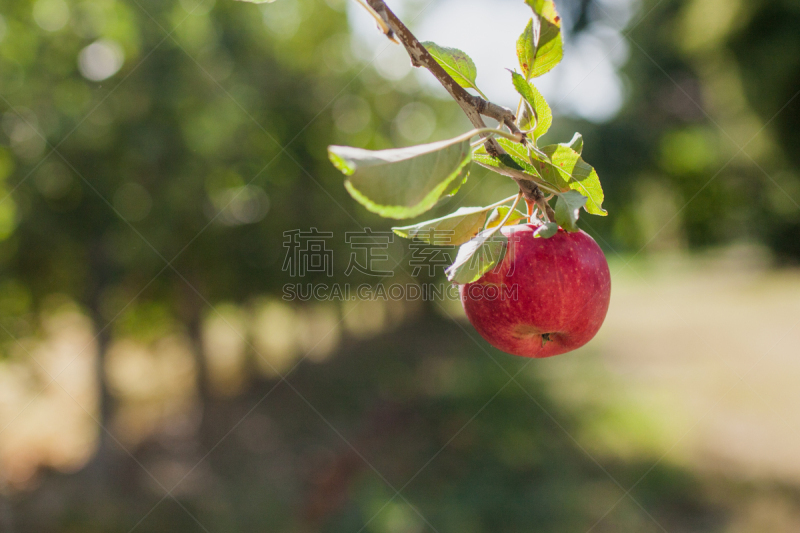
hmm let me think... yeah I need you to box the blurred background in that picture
[1,0,800,530]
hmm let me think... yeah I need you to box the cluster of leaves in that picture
[329,0,607,284]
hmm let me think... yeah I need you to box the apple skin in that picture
[459,224,611,358]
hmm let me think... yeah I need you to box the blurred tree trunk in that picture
[182,284,213,447]
[86,242,116,487]
[187,303,210,406]
[91,308,114,447]
[0,478,15,533]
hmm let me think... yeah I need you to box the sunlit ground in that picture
[2,246,800,528]
[549,245,800,484]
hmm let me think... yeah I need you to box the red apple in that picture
[459,224,611,358]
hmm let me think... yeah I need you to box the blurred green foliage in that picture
[1,0,800,530]
[581,0,800,256]
[1,0,413,333]
[2,0,796,338]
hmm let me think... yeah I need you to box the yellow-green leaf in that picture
[445,228,507,284]
[475,139,568,194]
[534,144,607,215]
[563,132,583,155]
[422,42,485,98]
[329,136,472,220]
[485,206,527,229]
[392,206,491,246]
[511,71,552,141]
[517,0,563,79]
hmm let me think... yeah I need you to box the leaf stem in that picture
[487,192,523,236]
[459,127,523,145]
[484,193,520,211]
[530,180,559,196]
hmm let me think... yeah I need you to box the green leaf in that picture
[472,150,552,196]
[329,137,472,219]
[532,144,606,215]
[473,148,529,177]
[511,71,553,141]
[563,132,583,155]
[392,206,491,246]
[533,222,559,238]
[445,229,507,284]
[473,141,528,170]
[474,139,568,194]
[422,42,485,98]
[235,0,272,3]
[438,164,469,202]
[485,206,527,229]
[554,191,587,232]
[517,0,563,79]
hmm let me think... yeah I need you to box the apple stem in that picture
[525,198,536,224]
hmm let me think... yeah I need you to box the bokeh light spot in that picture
[321,33,355,73]
[0,197,17,240]
[213,185,270,226]
[333,95,371,134]
[78,39,124,82]
[33,0,69,32]
[394,102,436,143]
[2,109,45,160]
[113,182,152,222]
[374,44,412,81]
[660,127,718,174]
[262,0,301,40]
[34,161,73,199]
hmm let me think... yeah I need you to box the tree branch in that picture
[363,1,529,158]
[470,96,520,134]
[363,0,542,202]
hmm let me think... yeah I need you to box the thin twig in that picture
[471,96,520,135]
[353,0,398,43]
